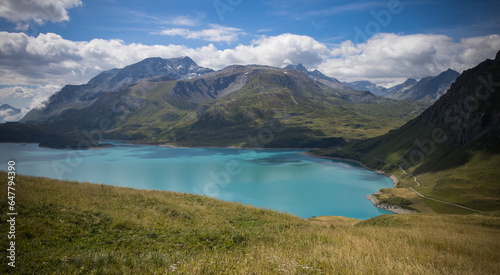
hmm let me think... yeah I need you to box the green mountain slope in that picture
[51,65,426,148]
[316,51,500,213]
[2,172,500,274]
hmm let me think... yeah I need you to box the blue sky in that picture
[2,0,499,47]
[0,0,499,117]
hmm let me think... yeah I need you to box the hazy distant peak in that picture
[403,78,418,84]
[284,64,309,73]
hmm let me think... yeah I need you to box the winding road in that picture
[364,154,485,214]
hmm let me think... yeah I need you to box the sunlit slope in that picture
[1,172,500,274]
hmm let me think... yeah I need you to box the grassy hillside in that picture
[313,53,500,214]
[2,172,500,274]
[315,144,500,214]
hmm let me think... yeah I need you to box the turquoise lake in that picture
[0,141,393,219]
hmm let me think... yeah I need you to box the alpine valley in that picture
[2,52,500,275]
[316,51,500,214]
[5,56,429,148]
[1,53,499,215]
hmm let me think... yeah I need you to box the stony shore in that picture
[366,191,417,214]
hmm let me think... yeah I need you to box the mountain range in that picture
[46,64,425,148]
[6,58,427,149]
[284,64,350,90]
[384,69,460,102]
[1,51,499,214]
[0,104,21,123]
[284,64,460,103]
[318,51,500,213]
[21,56,214,124]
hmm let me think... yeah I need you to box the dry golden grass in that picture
[1,172,500,274]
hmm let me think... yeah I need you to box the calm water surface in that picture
[0,141,393,219]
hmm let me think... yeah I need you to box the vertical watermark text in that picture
[6,160,17,268]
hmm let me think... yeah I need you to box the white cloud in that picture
[170,15,203,27]
[156,24,244,43]
[0,0,82,25]
[319,33,500,86]
[201,33,330,68]
[128,11,204,27]
[0,32,192,86]
[0,109,22,122]
[0,85,61,120]
[0,31,499,111]
[15,22,29,31]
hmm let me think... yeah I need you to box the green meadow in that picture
[2,172,500,274]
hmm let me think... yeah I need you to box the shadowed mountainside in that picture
[316,51,500,213]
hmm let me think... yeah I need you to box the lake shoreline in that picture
[105,141,406,215]
[366,192,417,214]
[1,141,397,218]
[303,152,413,215]
[102,139,320,151]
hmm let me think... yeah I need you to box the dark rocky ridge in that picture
[385,69,460,103]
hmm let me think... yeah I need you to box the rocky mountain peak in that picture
[403,78,418,85]
[21,56,214,124]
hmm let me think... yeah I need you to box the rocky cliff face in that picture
[166,65,252,109]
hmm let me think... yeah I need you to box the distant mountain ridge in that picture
[283,64,459,103]
[21,56,214,124]
[284,64,349,90]
[0,104,21,123]
[346,81,390,97]
[12,60,425,148]
[320,51,500,212]
[385,69,460,102]
[384,78,418,97]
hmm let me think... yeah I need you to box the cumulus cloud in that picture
[0,32,328,86]
[0,32,191,86]
[0,0,82,25]
[319,33,500,86]
[0,31,499,111]
[0,85,61,121]
[206,33,330,68]
[155,24,244,43]
[0,109,22,122]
